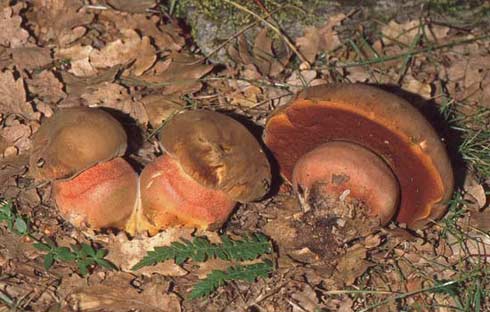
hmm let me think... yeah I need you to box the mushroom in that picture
[139,110,271,231]
[30,107,138,230]
[264,84,454,228]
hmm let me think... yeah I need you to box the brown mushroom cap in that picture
[160,110,271,202]
[30,107,127,182]
[264,84,454,228]
[292,141,399,225]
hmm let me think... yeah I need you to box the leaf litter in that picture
[0,0,489,311]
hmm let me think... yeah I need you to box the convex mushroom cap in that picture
[140,110,271,231]
[30,107,137,230]
[264,84,454,228]
[30,107,127,182]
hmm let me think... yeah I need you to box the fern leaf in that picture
[189,260,273,299]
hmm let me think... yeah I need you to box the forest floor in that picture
[0,1,490,311]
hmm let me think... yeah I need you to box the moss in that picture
[173,0,329,29]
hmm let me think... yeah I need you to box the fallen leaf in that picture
[402,74,432,99]
[57,44,96,77]
[0,4,29,48]
[253,28,289,77]
[138,52,213,95]
[61,272,181,312]
[0,70,35,119]
[27,70,66,104]
[0,123,31,153]
[291,283,319,312]
[27,0,93,47]
[139,94,184,127]
[105,229,193,277]
[382,20,449,46]
[81,82,149,124]
[90,29,157,76]
[334,245,372,286]
[10,47,52,71]
[464,173,487,210]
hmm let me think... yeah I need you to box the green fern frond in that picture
[132,233,272,271]
[189,260,273,300]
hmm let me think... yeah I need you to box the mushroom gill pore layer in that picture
[264,83,454,228]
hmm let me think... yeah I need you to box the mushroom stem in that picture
[292,141,399,226]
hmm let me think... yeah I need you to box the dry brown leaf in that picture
[27,70,66,104]
[81,82,149,124]
[402,74,432,99]
[61,273,181,312]
[290,284,319,312]
[57,44,96,77]
[10,47,52,71]
[286,70,318,93]
[98,10,184,51]
[334,245,372,286]
[296,14,346,64]
[27,0,93,47]
[0,4,29,48]
[382,20,449,46]
[0,70,35,119]
[0,123,31,154]
[105,228,193,276]
[139,52,213,95]
[253,28,290,77]
[90,29,156,76]
[464,173,487,210]
[139,94,184,127]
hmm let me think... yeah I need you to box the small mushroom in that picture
[264,84,454,228]
[30,107,138,230]
[139,110,271,231]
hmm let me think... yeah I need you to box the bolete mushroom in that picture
[264,84,454,228]
[30,107,138,230]
[139,110,271,231]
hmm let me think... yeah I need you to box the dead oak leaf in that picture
[26,70,66,104]
[0,123,31,153]
[90,29,156,76]
[138,52,213,95]
[27,0,93,47]
[296,13,346,63]
[81,82,149,125]
[139,94,184,128]
[57,44,97,77]
[0,70,35,119]
[382,20,449,46]
[106,0,156,13]
[98,10,184,51]
[0,4,30,48]
[334,245,372,286]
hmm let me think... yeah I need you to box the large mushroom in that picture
[30,107,139,230]
[264,84,454,228]
[139,110,271,232]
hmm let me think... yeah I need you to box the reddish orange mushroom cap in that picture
[264,84,454,228]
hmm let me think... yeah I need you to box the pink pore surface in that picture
[292,142,399,225]
[140,154,236,229]
[53,157,138,229]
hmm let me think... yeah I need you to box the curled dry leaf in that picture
[104,228,194,276]
[26,70,66,104]
[0,3,29,48]
[296,13,346,63]
[90,29,157,76]
[81,82,149,125]
[0,70,36,119]
[139,52,213,95]
[26,0,93,47]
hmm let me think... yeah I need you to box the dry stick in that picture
[222,0,307,64]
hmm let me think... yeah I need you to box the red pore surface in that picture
[140,154,236,230]
[53,157,138,230]
[292,142,399,225]
[264,84,454,227]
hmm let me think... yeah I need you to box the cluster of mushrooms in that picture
[29,84,454,236]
